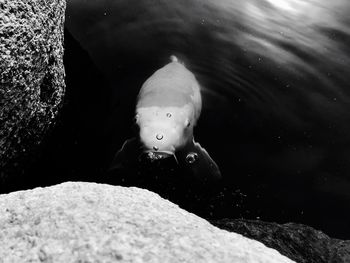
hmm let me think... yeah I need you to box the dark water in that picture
[6,0,350,239]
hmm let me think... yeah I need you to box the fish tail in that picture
[170,55,178,63]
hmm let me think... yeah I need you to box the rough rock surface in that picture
[0,29,110,194]
[0,0,66,173]
[211,219,350,263]
[0,182,294,262]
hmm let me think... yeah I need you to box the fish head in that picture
[135,106,194,159]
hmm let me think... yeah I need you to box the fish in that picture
[109,55,221,186]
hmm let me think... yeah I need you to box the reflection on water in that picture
[62,0,350,238]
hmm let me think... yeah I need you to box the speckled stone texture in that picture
[0,0,66,173]
[0,182,294,262]
[211,219,350,263]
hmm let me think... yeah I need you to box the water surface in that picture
[60,0,350,238]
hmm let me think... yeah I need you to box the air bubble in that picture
[186,152,198,164]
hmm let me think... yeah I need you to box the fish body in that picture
[110,56,221,186]
[136,56,201,155]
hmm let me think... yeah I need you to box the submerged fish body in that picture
[112,56,221,185]
[136,56,201,154]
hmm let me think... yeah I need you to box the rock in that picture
[0,28,110,193]
[210,218,350,263]
[0,182,294,262]
[0,0,66,174]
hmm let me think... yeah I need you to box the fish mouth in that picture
[138,150,178,164]
[145,150,174,160]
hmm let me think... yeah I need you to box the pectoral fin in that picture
[106,138,142,184]
[176,140,222,185]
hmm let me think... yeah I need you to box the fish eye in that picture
[166,113,172,118]
[185,119,190,127]
[134,114,139,122]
